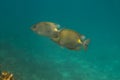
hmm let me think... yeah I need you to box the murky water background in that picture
[0,0,120,80]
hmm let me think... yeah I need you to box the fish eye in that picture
[32,25,36,29]
[31,25,37,31]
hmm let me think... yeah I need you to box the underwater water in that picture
[0,0,120,80]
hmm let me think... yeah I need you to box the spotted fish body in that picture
[51,29,83,50]
[31,22,59,37]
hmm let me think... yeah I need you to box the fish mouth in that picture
[31,27,35,31]
[31,25,37,31]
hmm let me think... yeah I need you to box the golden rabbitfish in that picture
[51,29,90,50]
[31,22,59,38]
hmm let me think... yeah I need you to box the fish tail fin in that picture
[83,39,90,50]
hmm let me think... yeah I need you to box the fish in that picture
[31,22,60,38]
[51,29,90,50]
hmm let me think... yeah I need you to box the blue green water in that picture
[0,0,120,80]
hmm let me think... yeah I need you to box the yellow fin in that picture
[77,39,82,44]
[54,28,58,31]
